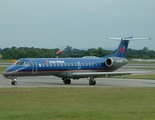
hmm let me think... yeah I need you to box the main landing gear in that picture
[62,78,71,84]
[62,76,96,85]
[88,76,96,85]
[11,78,17,85]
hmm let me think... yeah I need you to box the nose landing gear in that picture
[11,79,17,85]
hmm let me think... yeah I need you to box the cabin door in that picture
[30,59,38,74]
[77,61,81,69]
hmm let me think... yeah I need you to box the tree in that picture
[1,46,155,59]
[143,47,149,53]
[25,50,39,58]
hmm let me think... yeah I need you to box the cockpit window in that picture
[16,61,24,65]
[14,61,30,66]
[25,62,30,66]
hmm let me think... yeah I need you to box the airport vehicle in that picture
[3,37,151,85]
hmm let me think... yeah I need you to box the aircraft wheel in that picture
[89,81,92,85]
[67,79,71,84]
[11,80,17,85]
[63,78,71,84]
[89,81,96,85]
[89,76,96,85]
[92,81,96,85]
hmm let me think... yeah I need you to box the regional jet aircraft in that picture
[3,37,151,85]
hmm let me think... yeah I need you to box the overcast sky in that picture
[0,0,155,50]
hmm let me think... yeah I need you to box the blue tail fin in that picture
[104,39,130,58]
[113,40,129,58]
[105,37,151,58]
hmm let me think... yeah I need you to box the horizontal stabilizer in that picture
[107,37,152,41]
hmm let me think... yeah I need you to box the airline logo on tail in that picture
[120,46,126,53]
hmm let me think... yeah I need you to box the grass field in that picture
[1,60,155,119]
[0,87,155,120]
[0,67,7,74]
[0,59,13,62]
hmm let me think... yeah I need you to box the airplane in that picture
[3,37,151,85]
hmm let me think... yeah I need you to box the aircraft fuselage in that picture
[3,57,118,79]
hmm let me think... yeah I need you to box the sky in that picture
[0,0,155,50]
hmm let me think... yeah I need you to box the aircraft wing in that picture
[72,71,148,78]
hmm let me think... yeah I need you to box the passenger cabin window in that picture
[71,63,74,66]
[74,63,77,66]
[46,63,48,67]
[57,63,60,67]
[81,63,84,66]
[95,62,98,66]
[64,63,67,66]
[42,63,45,67]
[85,63,88,66]
[61,63,63,67]
[98,63,101,66]
[53,63,56,67]
[39,64,42,67]
[92,62,94,66]
[88,62,91,66]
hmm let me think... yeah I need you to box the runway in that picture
[1,75,155,88]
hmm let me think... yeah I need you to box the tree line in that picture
[0,46,155,59]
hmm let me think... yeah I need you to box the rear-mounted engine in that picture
[105,57,128,67]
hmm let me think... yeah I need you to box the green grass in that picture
[0,87,155,120]
[0,59,13,62]
[0,67,7,74]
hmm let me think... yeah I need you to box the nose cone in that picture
[3,70,9,78]
[3,67,16,77]
[3,69,11,78]
[3,67,19,80]
[3,65,27,78]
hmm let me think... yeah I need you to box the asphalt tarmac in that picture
[1,75,155,88]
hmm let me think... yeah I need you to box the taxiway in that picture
[1,75,155,88]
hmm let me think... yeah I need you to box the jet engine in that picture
[105,57,128,67]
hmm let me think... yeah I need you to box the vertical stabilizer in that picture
[114,39,129,58]
[105,37,151,58]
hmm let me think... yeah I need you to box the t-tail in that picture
[105,37,151,58]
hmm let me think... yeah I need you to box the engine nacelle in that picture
[105,57,128,67]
